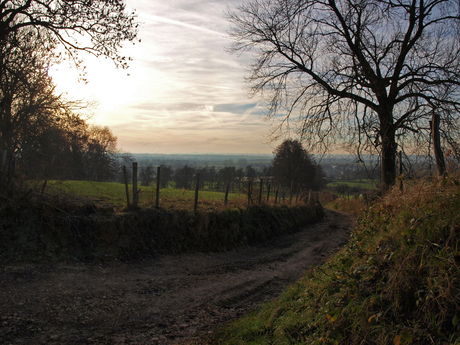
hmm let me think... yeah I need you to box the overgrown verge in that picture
[0,195,324,263]
[324,198,364,216]
[209,175,460,344]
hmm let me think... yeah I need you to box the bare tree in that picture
[227,0,460,190]
[0,0,138,68]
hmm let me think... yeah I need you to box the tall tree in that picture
[227,0,460,190]
[0,28,61,155]
[272,139,317,191]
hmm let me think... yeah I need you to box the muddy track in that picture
[0,209,355,345]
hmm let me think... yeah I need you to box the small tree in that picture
[272,139,317,191]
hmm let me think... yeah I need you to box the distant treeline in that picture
[122,161,326,193]
[124,163,274,193]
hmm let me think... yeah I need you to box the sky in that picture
[50,0,282,155]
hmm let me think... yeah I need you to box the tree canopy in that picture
[272,139,318,191]
[227,0,460,190]
[0,0,138,68]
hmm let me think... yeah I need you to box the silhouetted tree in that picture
[0,0,137,189]
[272,139,317,191]
[140,165,155,187]
[245,165,257,181]
[218,166,236,191]
[0,28,63,158]
[159,164,173,188]
[313,164,327,191]
[0,0,138,69]
[174,165,195,189]
[227,0,460,190]
[235,167,244,191]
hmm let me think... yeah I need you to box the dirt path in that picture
[0,209,355,345]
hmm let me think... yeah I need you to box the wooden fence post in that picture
[156,166,161,208]
[267,183,271,203]
[247,181,252,206]
[398,151,404,193]
[123,165,130,208]
[194,173,200,212]
[41,155,55,194]
[1,149,6,173]
[258,179,263,205]
[224,182,230,206]
[133,162,139,208]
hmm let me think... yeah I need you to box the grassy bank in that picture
[209,175,460,344]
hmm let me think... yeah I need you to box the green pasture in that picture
[44,180,250,210]
[326,179,377,190]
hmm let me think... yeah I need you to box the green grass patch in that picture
[45,180,248,211]
[327,179,377,190]
[208,175,460,344]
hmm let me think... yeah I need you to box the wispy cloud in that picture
[58,0,279,154]
[138,12,226,37]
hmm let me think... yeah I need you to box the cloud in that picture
[132,102,208,112]
[214,103,267,116]
[76,0,276,154]
[138,13,226,37]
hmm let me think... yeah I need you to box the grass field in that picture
[44,180,275,211]
[326,179,378,190]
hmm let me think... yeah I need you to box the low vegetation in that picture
[0,183,324,262]
[325,198,365,216]
[326,179,377,190]
[208,174,460,344]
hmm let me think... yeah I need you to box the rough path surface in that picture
[0,209,355,344]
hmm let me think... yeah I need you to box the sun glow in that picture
[48,57,139,123]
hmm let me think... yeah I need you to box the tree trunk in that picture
[430,114,446,176]
[380,112,397,191]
